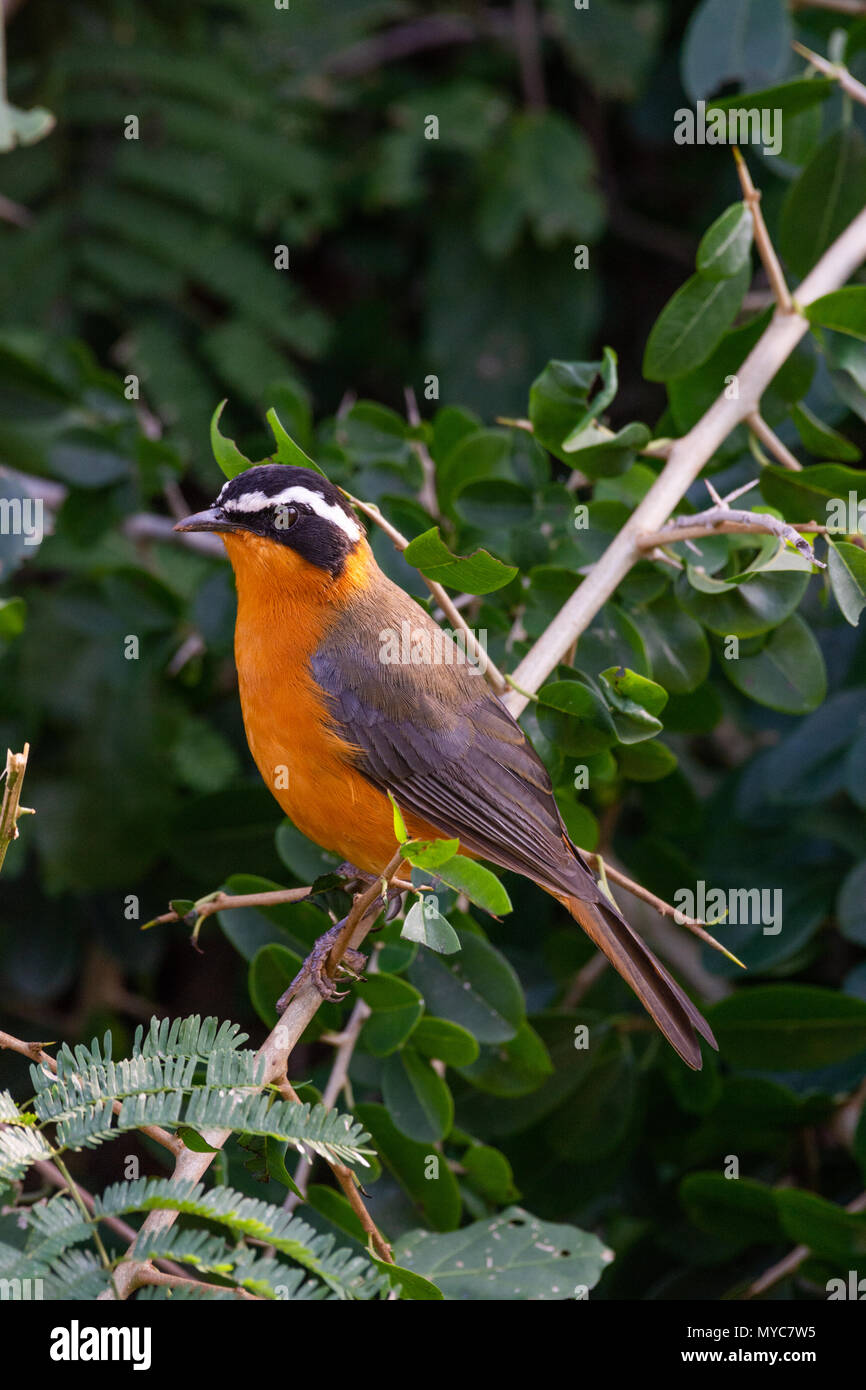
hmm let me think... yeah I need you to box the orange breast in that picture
[224,531,438,875]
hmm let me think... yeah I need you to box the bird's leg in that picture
[336,862,406,923]
[276,920,368,1011]
[275,868,405,1012]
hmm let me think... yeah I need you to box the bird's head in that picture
[174,465,365,581]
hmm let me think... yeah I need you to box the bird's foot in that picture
[336,861,405,923]
[276,920,367,1012]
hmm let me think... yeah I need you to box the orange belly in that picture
[228,539,439,874]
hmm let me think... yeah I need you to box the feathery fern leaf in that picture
[133,1015,248,1060]
[134,1228,330,1301]
[0,1103,53,1183]
[95,1177,380,1297]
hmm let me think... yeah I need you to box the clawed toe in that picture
[275,921,368,1013]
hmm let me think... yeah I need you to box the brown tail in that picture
[558,893,717,1070]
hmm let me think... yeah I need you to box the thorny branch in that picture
[104,852,405,1298]
[0,744,33,876]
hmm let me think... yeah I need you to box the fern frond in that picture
[136,1282,238,1301]
[182,1093,372,1168]
[133,1015,248,1060]
[41,1248,113,1301]
[95,1178,383,1298]
[0,1109,53,1182]
[18,1193,92,1266]
[134,1228,328,1301]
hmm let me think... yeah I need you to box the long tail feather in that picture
[558,893,717,1071]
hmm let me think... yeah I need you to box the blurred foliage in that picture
[2,0,866,1302]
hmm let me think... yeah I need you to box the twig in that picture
[285,992,371,1211]
[741,1191,866,1298]
[794,39,866,107]
[0,193,31,226]
[345,492,509,694]
[586,855,746,969]
[746,411,802,472]
[791,0,866,12]
[513,0,546,109]
[404,386,439,519]
[733,150,793,313]
[148,876,417,931]
[0,1028,183,1158]
[503,204,866,716]
[52,1156,117,1292]
[105,851,405,1299]
[148,885,314,930]
[127,1265,262,1299]
[0,745,33,875]
[637,508,822,566]
[639,518,830,549]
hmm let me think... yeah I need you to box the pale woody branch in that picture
[503,200,866,717]
[105,851,405,1298]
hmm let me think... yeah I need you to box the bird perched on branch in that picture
[176,464,716,1070]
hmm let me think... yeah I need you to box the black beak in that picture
[173,507,239,534]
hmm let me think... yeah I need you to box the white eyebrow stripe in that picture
[222,484,362,540]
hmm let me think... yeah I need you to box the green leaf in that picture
[709,986,866,1069]
[403,527,517,595]
[408,929,524,1045]
[381,1047,454,1143]
[461,1145,520,1204]
[837,862,866,946]
[707,77,833,120]
[615,740,677,781]
[806,288,866,343]
[400,898,462,955]
[458,1020,553,1097]
[371,1258,444,1301]
[719,614,827,713]
[356,974,424,1057]
[560,346,618,449]
[680,1173,783,1247]
[528,358,606,461]
[355,1102,461,1232]
[774,1190,866,1269]
[537,679,617,755]
[675,566,809,638]
[560,421,651,477]
[432,855,511,917]
[643,263,750,382]
[780,128,866,277]
[760,462,866,526]
[827,541,866,625]
[210,399,253,480]
[402,838,461,872]
[632,594,711,693]
[0,597,26,641]
[175,1126,221,1153]
[598,665,668,717]
[696,203,753,281]
[682,0,791,102]
[392,1206,611,1300]
[265,407,322,473]
[388,791,409,845]
[411,1017,480,1067]
[790,403,860,462]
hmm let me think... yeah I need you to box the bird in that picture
[175,463,717,1070]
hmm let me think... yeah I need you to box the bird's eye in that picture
[273,504,299,531]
